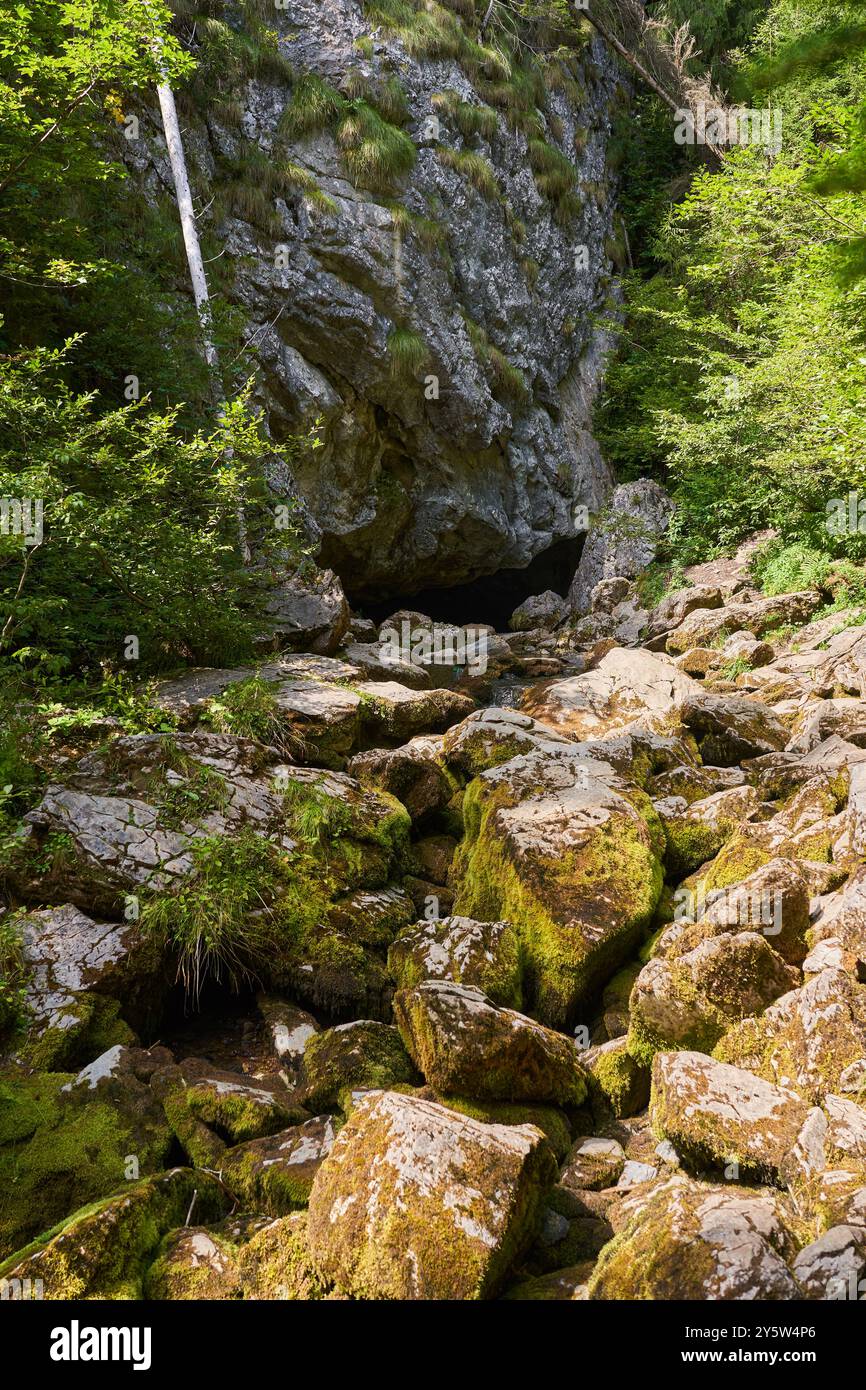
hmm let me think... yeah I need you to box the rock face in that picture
[306,1089,557,1298]
[569,480,674,614]
[127,0,621,597]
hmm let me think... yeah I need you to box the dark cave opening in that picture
[354,533,583,632]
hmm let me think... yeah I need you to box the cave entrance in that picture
[355,533,583,631]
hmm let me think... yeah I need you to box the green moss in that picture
[0,913,29,1044]
[144,1226,242,1301]
[22,994,136,1072]
[435,1094,572,1161]
[300,1021,419,1112]
[453,780,662,1029]
[0,1169,227,1299]
[590,1045,649,1119]
[662,814,739,880]
[0,1069,172,1261]
[237,1211,327,1299]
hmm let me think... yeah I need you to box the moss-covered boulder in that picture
[713,967,866,1103]
[0,1168,228,1299]
[561,1136,625,1191]
[627,931,797,1066]
[155,1060,306,1167]
[585,1037,650,1119]
[423,1092,572,1162]
[388,916,522,1007]
[236,1211,328,1300]
[220,1115,339,1214]
[443,707,575,779]
[587,1175,799,1300]
[256,994,320,1082]
[298,1020,419,1113]
[394,981,588,1105]
[674,858,812,968]
[0,1050,173,1261]
[675,691,789,764]
[651,1051,814,1186]
[12,903,164,1070]
[348,736,455,824]
[451,745,663,1029]
[502,1262,595,1300]
[306,1089,557,1299]
[144,1226,243,1300]
[354,682,475,742]
[17,732,286,907]
[659,785,761,879]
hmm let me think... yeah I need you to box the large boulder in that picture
[0,1048,173,1260]
[651,1051,814,1185]
[298,1020,419,1112]
[0,1168,228,1299]
[393,981,588,1105]
[388,916,522,1008]
[509,591,567,633]
[451,740,663,1028]
[568,480,674,615]
[627,932,797,1064]
[306,1090,557,1299]
[259,565,350,655]
[11,904,163,1069]
[220,1115,339,1213]
[713,968,866,1103]
[521,647,699,742]
[587,1176,799,1299]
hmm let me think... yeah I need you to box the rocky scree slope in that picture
[4,562,866,1299]
[125,0,621,596]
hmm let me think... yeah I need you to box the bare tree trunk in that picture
[155,80,220,375]
[147,17,252,562]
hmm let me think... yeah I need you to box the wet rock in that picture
[306,1090,557,1299]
